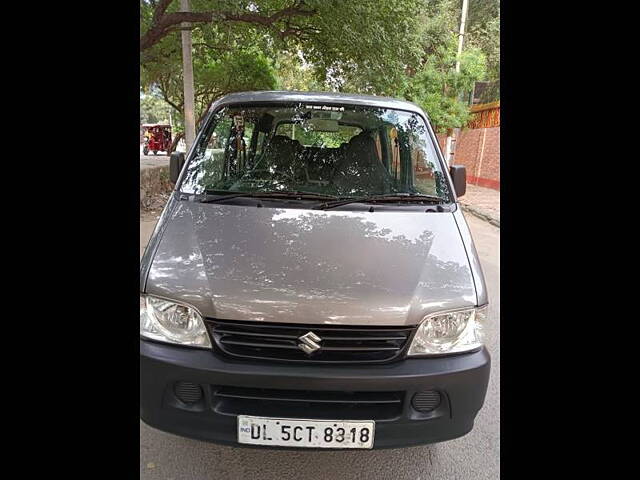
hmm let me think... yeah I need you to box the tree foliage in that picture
[391,0,488,132]
[140,0,499,139]
[141,0,425,126]
[466,0,500,77]
[287,0,425,95]
[140,89,173,124]
[142,46,278,119]
[401,48,486,132]
[140,0,317,51]
[274,52,322,91]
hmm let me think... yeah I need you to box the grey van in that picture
[140,91,490,449]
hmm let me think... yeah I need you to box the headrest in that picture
[345,132,377,162]
[268,135,302,151]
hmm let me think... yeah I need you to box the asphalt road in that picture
[139,213,500,480]
[140,143,173,171]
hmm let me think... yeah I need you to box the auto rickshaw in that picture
[142,124,172,155]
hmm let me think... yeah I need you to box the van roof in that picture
[210,90,426,116]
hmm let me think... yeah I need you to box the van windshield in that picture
[179,103,452,203]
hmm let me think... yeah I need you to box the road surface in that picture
[139,212,500,479]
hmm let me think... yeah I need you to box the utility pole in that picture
[455,0,470,74]
[181,0,196,153]
[445,0,470,166]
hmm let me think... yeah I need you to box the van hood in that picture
[145,202,477,326]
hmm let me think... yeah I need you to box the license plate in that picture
[237,415,375,449]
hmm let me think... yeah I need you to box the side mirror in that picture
[449,165,466,197]
[169,152,185,184]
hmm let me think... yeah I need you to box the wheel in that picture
[153,151,158,155]
[143,146,149,155]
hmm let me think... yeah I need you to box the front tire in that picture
[143,146,149,155]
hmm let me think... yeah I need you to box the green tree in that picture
[142,45,278,124]
[140,89,173,124]
[466,0,500,100]
[401,47,486,132]
[274,51,322,91]
[141,0,426,143]
[140,0,498,137]
[284,0,425,95]
[466,0,500,76]
[393,0,488,132]
[312,0,489,132]
[140,0,317,51]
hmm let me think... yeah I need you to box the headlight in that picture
[140,295,211,348]
[407,306,487,356]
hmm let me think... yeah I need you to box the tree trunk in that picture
[141,5,317,52]
[169,131,185,154]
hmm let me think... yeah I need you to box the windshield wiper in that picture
[313,193,445,210]
[199,190,339,204]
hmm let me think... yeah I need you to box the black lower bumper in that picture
[140,340,491,449]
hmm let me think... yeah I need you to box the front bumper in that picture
[140,340,491,449]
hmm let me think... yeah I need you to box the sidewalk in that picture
[459,184,500,227]
[140,145,172,212]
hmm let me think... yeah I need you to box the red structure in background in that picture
[468,101,500,129]
[142,124,172,155]
[435,102,501,191]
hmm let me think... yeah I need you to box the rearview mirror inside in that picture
[306,118,340,132]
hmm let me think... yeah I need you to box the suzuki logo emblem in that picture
[298,331,322,354]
